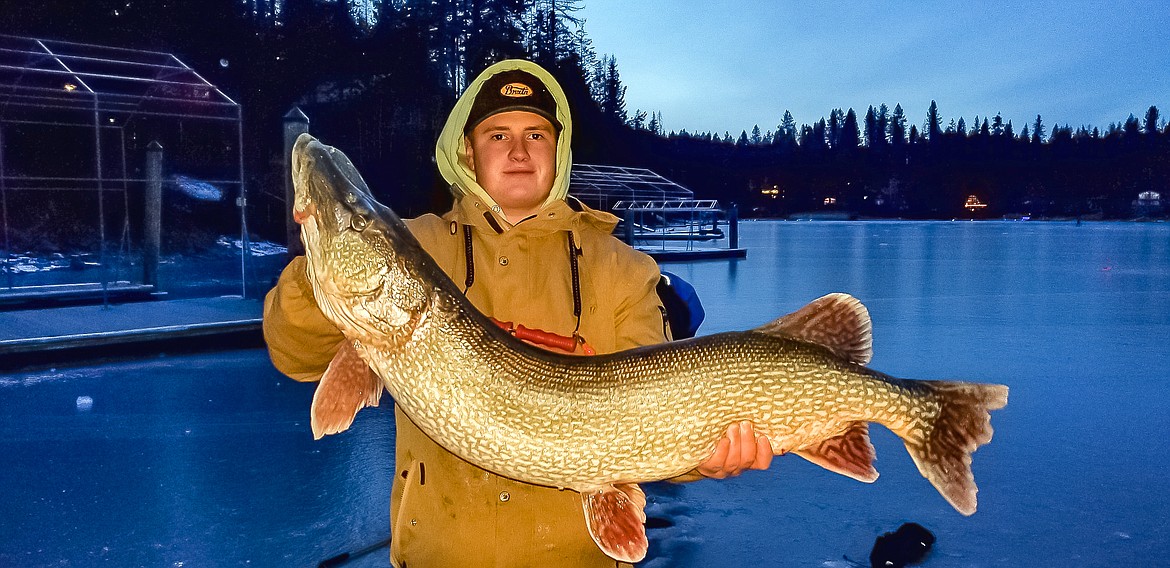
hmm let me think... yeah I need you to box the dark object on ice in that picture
[870,522,935,568]
[317,536,390,567]
[645,516,674,529]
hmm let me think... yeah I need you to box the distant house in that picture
[1132,191,1164,217]
[964,195,988,212]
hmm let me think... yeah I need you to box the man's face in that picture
[465,111,557,223]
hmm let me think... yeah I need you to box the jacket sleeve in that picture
[612,250,672,351]
[262,255,345,382]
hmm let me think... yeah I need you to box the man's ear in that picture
[463,136,476,173]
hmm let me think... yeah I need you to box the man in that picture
[264,59,771,567]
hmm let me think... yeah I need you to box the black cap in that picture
[464,69,562,134]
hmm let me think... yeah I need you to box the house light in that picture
[964,195,987,211]
[64,83,77,91]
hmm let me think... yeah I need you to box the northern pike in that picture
[290,134,1009,563]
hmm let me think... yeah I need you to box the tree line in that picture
[630,103,1168,219]
[3,0,1166,248]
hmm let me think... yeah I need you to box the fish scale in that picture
[359,313,931,488]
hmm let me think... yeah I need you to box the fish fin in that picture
[310,340,383,440]
[794,422,879,482]
[756,293,873,365]
[580,483,648,563]
[903,381,1009,515]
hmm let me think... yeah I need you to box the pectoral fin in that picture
[794,421,879,482]
[580,483,648,563]
[310,340,382,440]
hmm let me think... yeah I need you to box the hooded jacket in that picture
[263,60,669,567]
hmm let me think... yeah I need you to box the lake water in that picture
[2,220,1168,567]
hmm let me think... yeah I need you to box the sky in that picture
[578,0,1170,137]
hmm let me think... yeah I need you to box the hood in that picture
[435,59,573,220]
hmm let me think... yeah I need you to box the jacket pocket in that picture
[390,459,425,566]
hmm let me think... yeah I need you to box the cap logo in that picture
[501,83,533,97]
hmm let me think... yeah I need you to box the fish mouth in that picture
[293,202,316,224]
[291,133,373,232]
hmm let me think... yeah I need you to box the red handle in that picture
[492,318,595,355]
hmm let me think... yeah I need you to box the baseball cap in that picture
[464,69,562,134]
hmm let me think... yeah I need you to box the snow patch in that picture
[170,175,225,202]
[215,237,287,256]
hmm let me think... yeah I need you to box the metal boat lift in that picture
[569,164,744,259]
[0,34,247,303]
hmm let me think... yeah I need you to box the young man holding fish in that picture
[264,59,771,567]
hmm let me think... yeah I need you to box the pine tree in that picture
[1124,114,1141,137]
[864,106,879,147]
[925,100,941,142]
[598,55,627,123]
[828,109,842,147]
[525,0,584,65]
[839,108,860,150]
[957,117,967,136]
[630,109,647,130]
[889,104,906,145]
[750,125,763,145]
[350,0,379,33]
[1145,106,1161,135]
[877,104,891,146]
[776,110,798,149]
[1032,114,1045,143]
[811,119,828,150]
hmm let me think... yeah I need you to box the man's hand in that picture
[696,421,773,479]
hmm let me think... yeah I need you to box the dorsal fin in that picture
[755,293,873,365]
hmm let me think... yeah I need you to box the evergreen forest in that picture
[3,0,1168,248]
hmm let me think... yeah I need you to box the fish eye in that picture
[350,214,369,231]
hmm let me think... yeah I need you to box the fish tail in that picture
[902,381,1008,515]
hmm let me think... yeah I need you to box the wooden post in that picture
[144,141,163,289]
[283,107,310,259]
[624,207,636,245]
[727,203,739,249]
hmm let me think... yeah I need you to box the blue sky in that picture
[578,0,1170,137]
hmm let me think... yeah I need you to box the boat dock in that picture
[0,296,264,369]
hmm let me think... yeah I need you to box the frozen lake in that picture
[2,220,1168,567]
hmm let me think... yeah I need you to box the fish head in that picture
[291,134,434,343]
[292,133,389,294]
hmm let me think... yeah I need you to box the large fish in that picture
[289,134,1008,563]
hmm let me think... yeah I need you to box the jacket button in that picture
[499,491,511,502]
[498,256,509,266]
